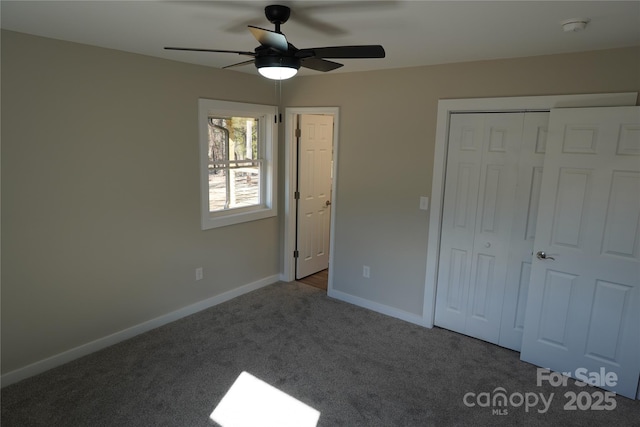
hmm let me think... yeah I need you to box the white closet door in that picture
[435,113,524,344]
[499,112,549,351]
[520,106,640,399]
[434,114,484,334]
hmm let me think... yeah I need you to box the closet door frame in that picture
[422,92,638,329]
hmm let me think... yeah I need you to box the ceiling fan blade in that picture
[222,59,256,69]
[301,57,344,72]
[248,26,288,52]
[296,45,385,59]
[165,47,255,56]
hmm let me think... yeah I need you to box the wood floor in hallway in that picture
[297,269,328,291]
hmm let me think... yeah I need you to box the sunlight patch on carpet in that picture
[210,371,320,427]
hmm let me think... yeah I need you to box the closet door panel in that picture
[465,113,524,343]
[436,113,526,344]
[499,112,549,351]
[521,106,640,399]
[435,114,483,331]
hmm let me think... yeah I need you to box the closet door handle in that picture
[536,251,555,261]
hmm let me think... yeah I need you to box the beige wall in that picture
[2,28,639,376]
[1,30,281,374]
[281,47,640,315]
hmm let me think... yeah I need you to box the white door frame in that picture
[423,92,638,328]
[282,107,340,288]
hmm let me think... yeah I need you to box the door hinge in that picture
[294,191,300,200]
[293,250,299,258]
[295,128,301,138]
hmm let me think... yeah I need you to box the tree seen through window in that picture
[207,116,261,211]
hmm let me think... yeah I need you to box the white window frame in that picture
[199,99,277,230]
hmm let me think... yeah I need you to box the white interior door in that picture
[520,106,640,399]
[435,112,525,344]
[499,112,549,351]
[296,114,333,279]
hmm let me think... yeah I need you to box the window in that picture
[199,99,277,229]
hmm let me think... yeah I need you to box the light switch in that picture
[420,196,429,211]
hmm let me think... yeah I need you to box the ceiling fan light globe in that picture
[255,55,301,80]
[258,66,298,80]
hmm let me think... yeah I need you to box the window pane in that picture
[208,164,261,211]
[207,116,261,212]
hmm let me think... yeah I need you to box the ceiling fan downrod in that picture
[265,5,291,33]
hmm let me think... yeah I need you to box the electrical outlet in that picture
[363,265,370,278]
[195,267,203,281]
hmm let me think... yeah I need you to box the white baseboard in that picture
[279,272,292,282]
[327,288,424,327]
[1,275,280,388]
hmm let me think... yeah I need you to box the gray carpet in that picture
[2,281,639,426]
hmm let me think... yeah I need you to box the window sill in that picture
[201,206,277,230]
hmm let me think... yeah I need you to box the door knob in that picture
[536,251,555,261]
[325,200,332,207]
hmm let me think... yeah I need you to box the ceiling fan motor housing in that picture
[255,54,300,71]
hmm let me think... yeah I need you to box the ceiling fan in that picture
[165,4,385,80]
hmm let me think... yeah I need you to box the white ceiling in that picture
[2,1,639,77]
